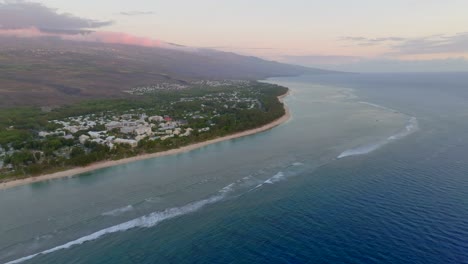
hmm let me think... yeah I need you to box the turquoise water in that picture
[1,73,468,263]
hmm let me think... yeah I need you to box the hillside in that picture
[0,36,331,108]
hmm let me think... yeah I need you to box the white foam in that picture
[387,117,418,141]
[337,141,386,159]
[252,171,287,190]
[219,183,235,193]
[359,101,399,113]
[102,205,134,216]
[292,162,304,166]
[264,172,286,184]
[338,116,419,159]
[5,184,233,264]
[144,197,163,204]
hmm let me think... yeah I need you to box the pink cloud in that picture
[0,27,163,48]
[68,31,163,47]
[0,27,45,37]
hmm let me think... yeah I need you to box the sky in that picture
[2,0,468,72]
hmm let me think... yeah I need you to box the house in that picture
[91,138,105,145]
[38,131,50,137]
[121,114,133,119]
[64,126,79,134]
[164,116,172,122]
[139,114,148,121]
[159,122,176,130]
[134,126,152,135]
[135,135,147,142]
[181,128,193,137]
[114,138,138,147]
[79,135,90,144]
[105,121,122,131]
[161,134,174,141]
[120,126,137,134]
[122,121,137,127]
[177,119,188,126]
[149,116,164,122]
[63,134,74,140]
[88,131,102,139]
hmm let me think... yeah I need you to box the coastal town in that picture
[0,81,288,178]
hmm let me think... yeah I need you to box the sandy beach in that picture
[0,92,290,190]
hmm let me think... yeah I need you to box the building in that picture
[105,121,122,131]
[114,138,138,147]
[149,116,164,122]
[135,126,152,135]
[88,131,102,139]
[177,119,188,125]
[79,135,90,144]
[121,114,133,119]
[122,121,137,127]
[120,126,137,134]
[173,128,181,135]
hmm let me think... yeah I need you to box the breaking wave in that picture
[264,172,286,184]
[252,171,287,190]
[359,101,399,113]
[338,116,418,159]
[5,185,234,264]
[6,161,306,264]
[102,205,134,216]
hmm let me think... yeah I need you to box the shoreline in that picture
[0,91,291,190]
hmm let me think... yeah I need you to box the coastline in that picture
[0,91,291,190]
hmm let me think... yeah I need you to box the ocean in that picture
[1,73,468,263]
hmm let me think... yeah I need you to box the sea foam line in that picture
[4,185,233,264]
[359,101,399,113]
[101,205,134,217]
[252,171,288,190]
[338,103,419,159]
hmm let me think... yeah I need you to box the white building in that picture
[149,116,164,122]
[120,126,137,134]
[105,121,122,131]
[64,126,79,134]
[38,131,50,137]
[88,131,102,139]
[135,126,152,135]
[79,135,90,144]
[114,138,138,147]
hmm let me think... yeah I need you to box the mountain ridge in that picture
[0,36,333,107]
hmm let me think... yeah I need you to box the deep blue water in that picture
[1,73,468,264]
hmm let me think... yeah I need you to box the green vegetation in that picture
[0,81,288,181]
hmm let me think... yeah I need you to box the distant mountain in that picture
[0,36,332,107]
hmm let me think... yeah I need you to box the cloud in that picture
[202,46,274,50]
[0,2,199,51]
[0,1,112,35]
[393,33,468,55]
[335,57,468,72]
[281,55,468,73]
[341,33,468,55]
[281,55,362,65]
[340,36,407,46]
[119,11,154,16]
[0,27,165,48]
[69,31,163,47]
